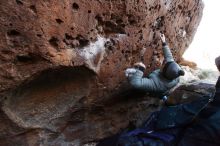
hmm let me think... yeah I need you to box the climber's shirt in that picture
[127,68,179,95]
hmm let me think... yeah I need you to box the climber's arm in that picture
[126,69,157,92]
[160,33,174,63]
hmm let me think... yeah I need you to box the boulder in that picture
[168,82,216,105]
[0,0,204,145]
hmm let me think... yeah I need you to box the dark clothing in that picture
[117,95,212,146]
[161,43,184,80]
[178,77,220,146]
[98,77,220,146]
[162,43,174,63]
[127,44,182,95]
[128,69,179,95]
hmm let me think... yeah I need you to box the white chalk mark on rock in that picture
[78,36,109,72]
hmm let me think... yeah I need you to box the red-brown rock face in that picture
[0,0,203,145]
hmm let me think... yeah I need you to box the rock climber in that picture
[125,33,185,98]
[120,56,220,146]
[98,55,220,146]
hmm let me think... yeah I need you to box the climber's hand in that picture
[125,68,137,77]
[134,62,146,72]
[160,33,166,43]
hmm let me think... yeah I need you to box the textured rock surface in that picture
[168,82,215,105]
[0,0,203,145]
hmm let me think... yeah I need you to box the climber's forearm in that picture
[162,44,174,63]
[160,33,174,63]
